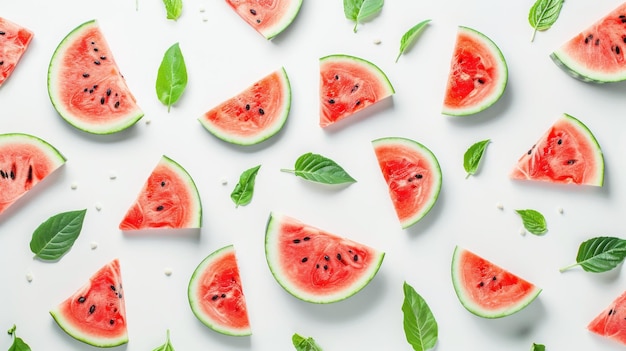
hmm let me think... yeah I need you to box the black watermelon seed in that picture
[479,282,484,287]
[250,9,257,15]
[351,84,359,93]
[477,78,485,84]
[328,99,335,104]
[596,39,600,45]
[316,264,320,269]
[557,139,562,145]
[334,74,339,80]
[355,100,361,106]
[293,239,301,244]
[100,56,106,60]
[89,305,96,314]
[212,295,219,300]
[303,236,310,241]
[110,285,116,291]
[415,174,423,179]
[245,104,250,110]
[609,308,614,315]
[221,294,226,298]
[118,293,123,299]
[256,19,261,23]
[82,73,90,78]
[78,296,86,303]
[156,205,164,211]
[94,60,101,65]
[617,46,621,55]
[567,159,576,165]
[89,89,94,94]
[353,255,358,262]
[259,108,265,115]
[301,257,308,263]
[0,61,3,66]
[106,88,111,96]
[323,265,328,270]
[114,101,120,108]
[492,276,497,281]
[100,97,105,105]
[0,31,5,35]
[337,253,342,260]
[161,181,166,187]
[324,255,329,261]
[109,320,115,325]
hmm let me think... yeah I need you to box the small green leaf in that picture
[402,281,438,351]
[156,42,188,112]
[292,333,323,351]
[528,0,564,42]
[343,0,384,33]
[515,209,547,235]
[531,343,546,351]
[7,325,31,351]
[162,0,183,20]
[463,139,490,178]
[231,165,261,208]
[30,209,87,261]
[559,236,626,273]
[396,19,431,63]
[152,329,175,351]
[281,153,356,185]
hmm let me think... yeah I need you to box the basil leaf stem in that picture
[151,329,175,351]
[7,325,31,351]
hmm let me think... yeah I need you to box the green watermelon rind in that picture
[549,51,623,83]
[450,246,542,319]
[47,19,144,135]
[159,155,203,227]
[259,0,304,40]
[198,67,291,146]
[0,132,67,164]
[264,212,385,304]
[442,26,508,117]
[320,54,396,95]
[187,244,252,336]
[562,113,605,186]
[372,137,442,229]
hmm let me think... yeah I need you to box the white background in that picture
[3,0,626,350]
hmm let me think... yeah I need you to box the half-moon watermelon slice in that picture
[225,0,303,40]
[319,54,394,128]
[551,2,626,83]
[451,246,542,319]
[119,155,202,231]
[0,133,66,216]
[48,20,143,134]
[510,113,604,186]
[188,244,251,336]
[0,17,34,87]
[199,67,291,146]
[372,137,442,229]
[588,289,626,346]
[50,258,128,347]
[265,212,384,304]
[442,26,508,116]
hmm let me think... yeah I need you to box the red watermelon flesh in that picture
[0,133,66,216]
[225,0,303,40]
[319,54,394,127]
[551,2,626,82]
[119,155,202,231]
[265,212,384,303]
[0,17,33,87]
[510,113,604,186]
[451,246,541,318]
[50,259,128,347]
[588,290,626,346]
[188,245,251,336]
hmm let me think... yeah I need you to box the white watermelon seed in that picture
[164,267,173,276]
[25,272,33,282]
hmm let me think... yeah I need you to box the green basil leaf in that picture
[559,236,626,273]
[463,139,490,178]
[396,19,431,63]
[292,333,323,351]
[531,343,546,351]
[162,0,183,20]
[343,0,384,33]
[29,209,87,261]
[152,329,175,351]
[515,209,547,235]
[7,325,31,351]
[281,153,356,185]
[528,0,564,42]
[231,165,261,208]
[402,282,438,351]
[156,42,188,112]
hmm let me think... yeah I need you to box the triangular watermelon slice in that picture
[0,17,34,87]
[0,133,66,216]
[50,259,128,347]
[510,113,604,186]
[451,246,541,318]
[225,0,303,40]
[119,155,202,231]
[588,290,626,346]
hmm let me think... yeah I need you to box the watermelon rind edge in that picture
[442,26,508,117]
[450,246,542,319]
[260,0,304,40]
[319,54,395,95]
[47,19,144,135]
[372,137,442,229]
[562,113,605,186]
[0,132,66,163]
[187,244,252,336]
[160,155,203,226]
[264,212,385,304]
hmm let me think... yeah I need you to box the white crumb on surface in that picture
[90,242,98,250]
[199,7,205,12]
[373,38,381,45]
[203,17,208,22]
[496,202,504,210]
[70,182,78,190]
[109,171,117,180]
[145,118,151,125]
[164,267,173,276]
[557,207,564,214]
[25,272,33,282]
[519,228,526,236]
[95,202,103,211]
[221,178,228,186]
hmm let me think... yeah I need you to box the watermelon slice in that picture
[510,113,604,186]
[199,67,291,146]
[372,137,442,229]
[551,2,626,83]
[319,54,394,127]
[50,259,128,347]
[265,212,384,303]
[451,246,542,318]
[0,17,34,87]
[225,0,303,40]
[442,26,508,116]
[119,155,202,231]
[188,244,251,336]
[0,133,66,216]
[588,290,626,346]
[47,20,143,134]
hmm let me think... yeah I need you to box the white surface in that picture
[3,0,626,350]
